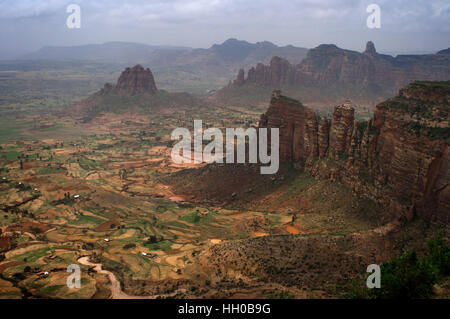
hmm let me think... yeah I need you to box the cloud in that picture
[1,0,448,31]
[0,0,71,19]
[0,0,448,56]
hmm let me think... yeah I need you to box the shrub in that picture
[369,236,449,299]
[370,251,436,299]
[123,243,136,250]
[424,235,450,277]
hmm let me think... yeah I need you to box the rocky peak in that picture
[211,38,254,61]
[329,100,355,157]
[234,69,245,86]
[113,64,158,96]
[364,41,377,55]
[437,48,450,55]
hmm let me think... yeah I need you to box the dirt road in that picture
[77,256,185,299]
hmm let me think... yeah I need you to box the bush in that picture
[370,251,436,299]
[123,243,136,250]
[425,235,450,277]
[369,236,449,299]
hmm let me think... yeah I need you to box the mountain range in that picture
[22,39,308,94]
[16,39,450,103]
[22,38,308,66]
[214,41,450,108]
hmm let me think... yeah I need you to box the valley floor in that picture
[0,111,448,299]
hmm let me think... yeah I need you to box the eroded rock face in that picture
[364,41,377,56]
[329,101,355,159]
[101,64,158,96]
[370,82,449,224]
[259,82,450,225]
[227,41,450,102]
[234,69,245,86]
[259,91,318,164]
[317,117,330,158]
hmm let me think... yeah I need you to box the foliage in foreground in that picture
[346,235,450,299]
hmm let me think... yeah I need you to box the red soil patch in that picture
[166,249,182,255]
[24,176,50,183]
[0,260,23,272]
[95,219,120,232]
[22,162,40,169]
[285,225,300,235]
[0,236,12,250]
[7,221,52,234]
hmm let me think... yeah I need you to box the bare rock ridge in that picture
[100,64,158,96]
[259,82,450,225]
[224,41,450,104]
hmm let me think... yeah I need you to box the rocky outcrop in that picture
[68,64,200,119]
[259,82,450,225]
[234,69,245,86]
[100,64,158,96]
[260,90,318,163]
[364,41,377,56]
[329,101,354,159]
[220,41,450,105]
[317,117,330,158]
[437,48,450,55]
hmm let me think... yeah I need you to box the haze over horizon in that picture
[0,0,449,59]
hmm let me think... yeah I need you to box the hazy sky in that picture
[0,0,449,59]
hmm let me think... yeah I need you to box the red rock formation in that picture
[317,116,330,158]
[68,64,200,119]
[329,101,354,159]
[364,41,377,56]
[259,90,318,164]
[259,82,450,225]
[234,69,245,86]
[100,64,158,96]
[222,41,450,105]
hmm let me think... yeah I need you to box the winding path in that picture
[77,256,185,299]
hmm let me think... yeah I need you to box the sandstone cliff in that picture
[217,42,450,106]
[259,82,450,225]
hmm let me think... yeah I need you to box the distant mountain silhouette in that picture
[22,39,309,94]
